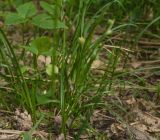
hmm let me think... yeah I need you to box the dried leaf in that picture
[91,60,105,69]
[129,126,156,140]
[13,109,33,131]
[132,109,160,133]
[126,96,136,105]
[131,61,142,69]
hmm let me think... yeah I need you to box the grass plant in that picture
[0,0,160,139]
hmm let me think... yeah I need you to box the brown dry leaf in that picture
[0,130,48,140]
[111,124,118,134]
[54,115,62,126]
[93,110,101,118]
[0,134,19,140]
[141,112,160,133]
[110,123,124,134]
[56,133,65,140]
[37,55,46,68]
[115,66,124,72]
[37,56,51,68]
[45,56,51,65]
[137,99,155,111]
[91,60,105,69]
[126,96,136,105]
[130,122,148,132]
[129,126,156,140]
[132,109,160,133]
[131,61,142,69]
[54,115,62,132]
[13,109,33,131]
[33,131,48,140]
[9,31,22,45]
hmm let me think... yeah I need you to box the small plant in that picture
[0,0,132,138]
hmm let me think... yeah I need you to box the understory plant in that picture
[0,0,125,138]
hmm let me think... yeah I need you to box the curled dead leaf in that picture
[13,109,33,131]
[132,109,160,133]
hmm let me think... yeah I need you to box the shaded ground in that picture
[0,25,160,139]
[0,20,160,140]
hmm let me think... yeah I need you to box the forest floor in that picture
[0,26,160,140]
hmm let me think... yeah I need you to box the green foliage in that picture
[40,1,55,15]
[1,0,159,139]
[16,2,37,18]
[5,2,36,25]
[29,36,51,55]
[5,1,66,29]
[22,36,53,56]
[1,0,124,137]
[5,13,27,25]
[31,13,67,29]
[11,0,31,7]
[36,89,59,105]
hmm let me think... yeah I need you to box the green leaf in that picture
[41,49,53,56]
[46,64,52,76]
[40,1,55,15]
[37,95,59,105]
[24,45,38,55]
[46,64,59,75]
[22,132,32,140]
[12,0,26,7]
[17,2,37,18]
[31,13,67,29]
[5,13,27,25]
[30,36,51,55]
[37,90,59,105]
[20,66,29,74]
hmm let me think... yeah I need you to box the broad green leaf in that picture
[30,36,51,55]
[31,13,67,29]
[37,90,59,105]
[40,1,55,14]
[17,2,37,18]
[41,49,53,56]
[12,0,26,7]
[24,45,38,55]
[5,13,27,25]
[37,95,59,105]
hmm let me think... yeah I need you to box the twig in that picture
[0,130,24,135]
[111,37,160,46]
[0,109,14,114]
